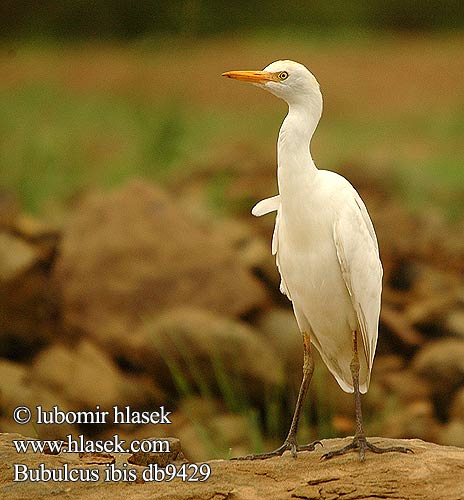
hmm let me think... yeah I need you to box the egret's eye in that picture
[277,71,289,80]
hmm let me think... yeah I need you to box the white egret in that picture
[222,60,412,461]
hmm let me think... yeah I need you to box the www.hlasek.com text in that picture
[13,434,171,455]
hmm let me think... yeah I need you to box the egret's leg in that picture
[233,332,321,460]
[322,330,413,461]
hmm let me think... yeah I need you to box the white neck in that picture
[277,96,322,198]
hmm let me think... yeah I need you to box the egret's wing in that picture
[251,195,290,298]
[273,210,292,297]
[251,195,280,216]
[333,194,383,386]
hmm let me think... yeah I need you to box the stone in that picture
[382,400,441,443]
[1,432,463,500]
[29,340,163,411]
[379,368,431,404]
[0,360,58,438]
[79,452,115,465]
[438,420,464,448]
[0,364,76,439]
[450,387,464,420]
[0,227,59,359]
[446,308,464,338]
[175,397,253,461]
[53,181,268,357]
[0,359,27,405]
[0,189,19,229]
[257,308,303,386]
[130,307,284,403]
[128,437,182,467]
[412,339,464,419]
[212,217,281,293]
[0,233,37,282]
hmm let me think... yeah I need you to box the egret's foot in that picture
[321,435,414,462]
[232,438,322,460]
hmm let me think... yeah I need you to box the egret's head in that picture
[222,60,321,108]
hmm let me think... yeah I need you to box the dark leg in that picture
[234,332,321,460]
[322,330,413,461]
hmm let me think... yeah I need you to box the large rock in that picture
[413,338,464,384]
[0,359,76,439]
[0,189,19,230]
[0,432,463,500]
[29,340,163,412]
[412,338,464,420]
[174,397,254,461]
[438,420,464,448]
[54,181,268,355]
[0,233,38,282]
[0,214,60,359]
[446,307,464,338]
[127,307,284,403]
[379,366,431,405]
[450,386,464,420]
[381,400,441,443]
[257,308,302,387]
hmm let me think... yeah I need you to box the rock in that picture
[0,359,27,404]
[0,189,19,229]
[79,452,115,465]
[380,368,431,404]
[211,218,281,293]
[14,213,61,262]
[30,341,119,408]
[256,309,368,431]
[446,308,464,338]
[0,233,38,282]
[30,340,163,411]
[0,359,27,426]
[53,181,268,355]
[128,437,182,466]
[382,400,441,443]
[0,378,77,439]
[438,420,464,448]
[0,220,60,359]
[169,145,277,220]
[257,309,303,386]
[371,354,404,376]
[175,397,254,461]
[0,367,76,439]
[129,307,284,402]
[1,432,463,500]
[412,339,464,419]
[413,338,464,381]
[450,387,464,420]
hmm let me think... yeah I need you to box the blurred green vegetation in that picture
[0,84,230,213]
[1,1,463,40]
[0,35,462,220]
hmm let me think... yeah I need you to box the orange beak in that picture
[222,70,277,84]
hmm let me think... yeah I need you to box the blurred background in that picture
[0,1,463,460]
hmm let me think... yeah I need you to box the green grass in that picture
[147,319,347,458]
[0,84,220,214]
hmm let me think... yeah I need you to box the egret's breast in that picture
[276,199,357,331]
